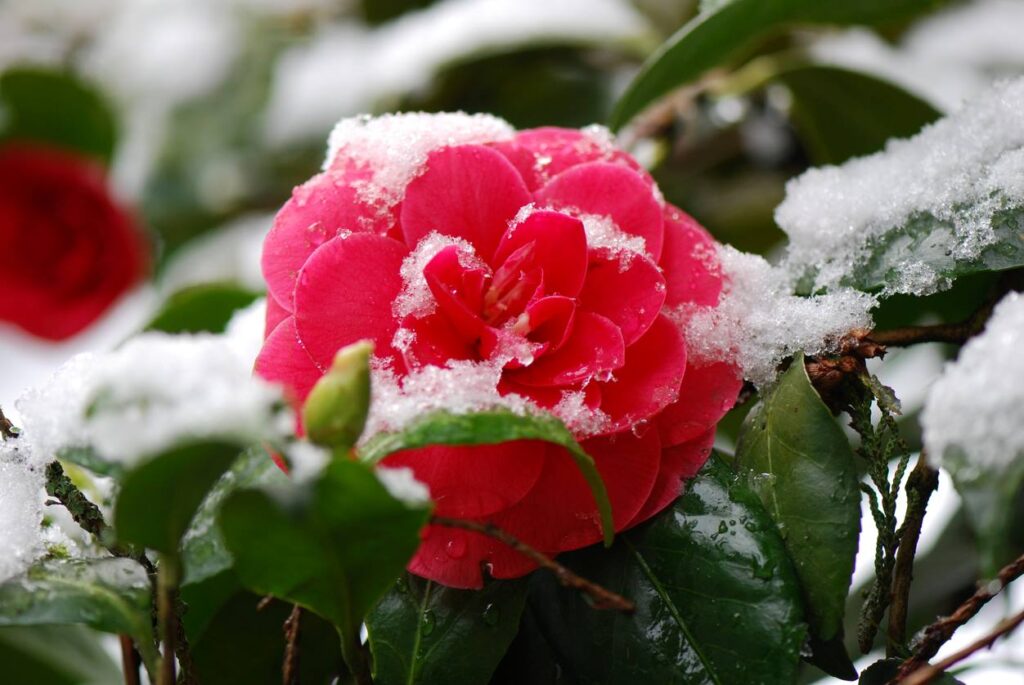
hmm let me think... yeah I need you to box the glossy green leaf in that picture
[146,282,261,334]
[610,0,946,130]
[367,574,527,685]
[735,355,860,642]
[219,459,431,664]
[942,445,1024,576]
[359,409,614,546]
[114,441,242,554]
[0,558,157,670]
[190,592,344,685]
[0,624,122,685]
[0,68,117,164]
[181,446,288,586]
[774,65,941,165]
[529,456,806,684]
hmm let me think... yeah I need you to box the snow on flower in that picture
[0,440,46,583]
[376,467,432,507]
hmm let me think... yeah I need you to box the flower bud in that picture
[302,340,373,449]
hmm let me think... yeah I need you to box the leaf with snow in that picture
[922,292,1024,574]
[777,77,1024,298]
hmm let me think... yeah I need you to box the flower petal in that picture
[401,145,531,262]
[657,361,743,447]
[536,162,664,261]
[293,233,408,368]
[579,248,665,346]
[596,315,687,432]
[660,205,723,308]
[408,523,535,589]
[264,294,290,338]
[494,210,587,297]
[262,168,390,309]
[628,428,715,527]
[383,441,546,519]
[255,316,323,406]
[494,429,661,552]
[395,313,476,370]
[507,311,624,387]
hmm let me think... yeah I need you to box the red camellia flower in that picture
[257,114,742,588]
[0,143,147,340]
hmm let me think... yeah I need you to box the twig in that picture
[119,635,141,685]
[173,589,197,684]
[891,552,1024,681]
[430,516,636,613]
[0,406,17,439]
[283,605,302,685]
[156,560,178,685]
[868,273,1016,349]
[44,462,156,574]
[899,608,1024,685]
[887,452,940,656]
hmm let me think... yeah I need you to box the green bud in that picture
[302,340,373,450]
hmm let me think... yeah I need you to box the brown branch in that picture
[0,406,17,440]
[868,273,1016,349]
[119,635,141,685]
[891,552,1024,682]
[156,561,178,685]
[283,605,302,685]
[887,453,940,655]
[430,516,635,613]
[899,608,1024,685]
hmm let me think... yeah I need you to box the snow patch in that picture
[376,466,432,506]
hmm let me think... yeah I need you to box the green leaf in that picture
[181,445,289,586]
[114,441,242,554]
[942,445,1024,576]
[0,68,117,164]
[359,409,614,546]
[774,65,941,165]
[610,0,946,130]
[839,207,1024,294]
[218,459,431,663]
[529,456,806,684]
[367,574,527,685]
[146,282,261,334]
[0,558,158,670]
[0,624,122,685]
[190,592,344,685]
[735,354,860,642]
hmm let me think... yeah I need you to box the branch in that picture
[44,462,156,574]
[891,552,1024,681]
[430,516,635,613]
[887,452,940,655]
[119,635,141,685]
[899,608,1024,685]
[0,406,17,439]
[283,605,302,685]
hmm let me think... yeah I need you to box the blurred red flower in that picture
[0,143,147,340]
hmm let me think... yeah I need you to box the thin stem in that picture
[283,605,302,685]
[898,608,1024,685]
[0,406,17,439]
[173,589,197,684]
[119,635,141,685]
[887,452,940,656]
[431,516,636,613]
[44,462,155,574]
[892,552,1024,681]
[156,558,179,685]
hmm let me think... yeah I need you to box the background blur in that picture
[2,0,1023,682]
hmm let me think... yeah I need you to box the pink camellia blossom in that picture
[256,113,741,588]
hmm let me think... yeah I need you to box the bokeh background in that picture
[2,0,1023,682]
